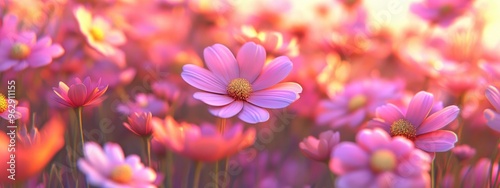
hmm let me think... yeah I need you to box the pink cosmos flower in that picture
[152,116,256,162]
[0,93,23,121]
[370,91,459,153]
[78,142,157,188]
[123,112,153,137]
[52,77,108,108]
[181,42,302,124]
[299,130,340,162]
[117,93,168,116]
[74,6,126,56]
[330,128,431,187]
[0,32,64,72]
[484,85,500,132]
[410,0,472,27]
[317,79,403,129]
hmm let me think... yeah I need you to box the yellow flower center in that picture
[10,43,31,60]
[90,26,105,41]
[390,119,417,141]
[370,150,397,172]
[110,164,133,184]
[348,94,367,111]
[227,78,252,101]
[0,94,7,113]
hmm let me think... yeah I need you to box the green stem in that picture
[143,137,151,167]
[330,172,336,186]
[193,162,203,188]
[76,107,84,154]
[488,138,500,187]
[431,160,435,188]
[166,151,173,188]
[214,118,227,187]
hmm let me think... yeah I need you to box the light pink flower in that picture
[78,142,157,188]
[317,79,403,129]
[181,42,302,123]
[152,116,256,162]
[411,0,472,27]
[74,6,126,56]
[484,85,500,132]
[299,130,340,162]
[0,32,64,72]
[370,91,459,153]
[52,77,108,108]
[123,112,153,137]
[330,128,431,188]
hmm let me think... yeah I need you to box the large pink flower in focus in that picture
[53,77,108,108]
[152,116,256,162]
[181,42,302,123]
[0,31,64,72]
[484,85,500,132]
[330,128,431,188]
[370,91,459,153]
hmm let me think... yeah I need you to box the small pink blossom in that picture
[181,42,302,123]
[52,77,108,108]
[0,32,64,72]
[123,112,153,137]
[370,91,459,153]
[299,130,340,162]
[330,128,431,187]
[411,0,472,27]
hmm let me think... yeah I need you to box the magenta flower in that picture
[410,0,472,27]
[0,32,64,72]
[181,42,302,123]
[370,91,459,153]
[123,112,153,137]
[484,85,500,132]
[53,77,108,108]
[78,142,157,188]
[330,128,431,187]
[299,130,340,162]
[317,79,402,129]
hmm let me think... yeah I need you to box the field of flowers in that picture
[1,0,500,187]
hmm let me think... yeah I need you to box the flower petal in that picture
[330,143,369,174]
[417,105,459,134]
[484,109,500,132]
[193,92,235,106]
[237,103,270,124]
[208,101,243,118]
[247,88,297,109]
[486,86,500,111]
[375,104,405,124]
[356,128,390,152]
[336,169,374,188]
[237,42,266,83]
[414,130,458,152]
[67,83,88,107]
[406,91,434,128]
[181,64,227,94]
[203,44,239,83]
[251,56,292,91]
